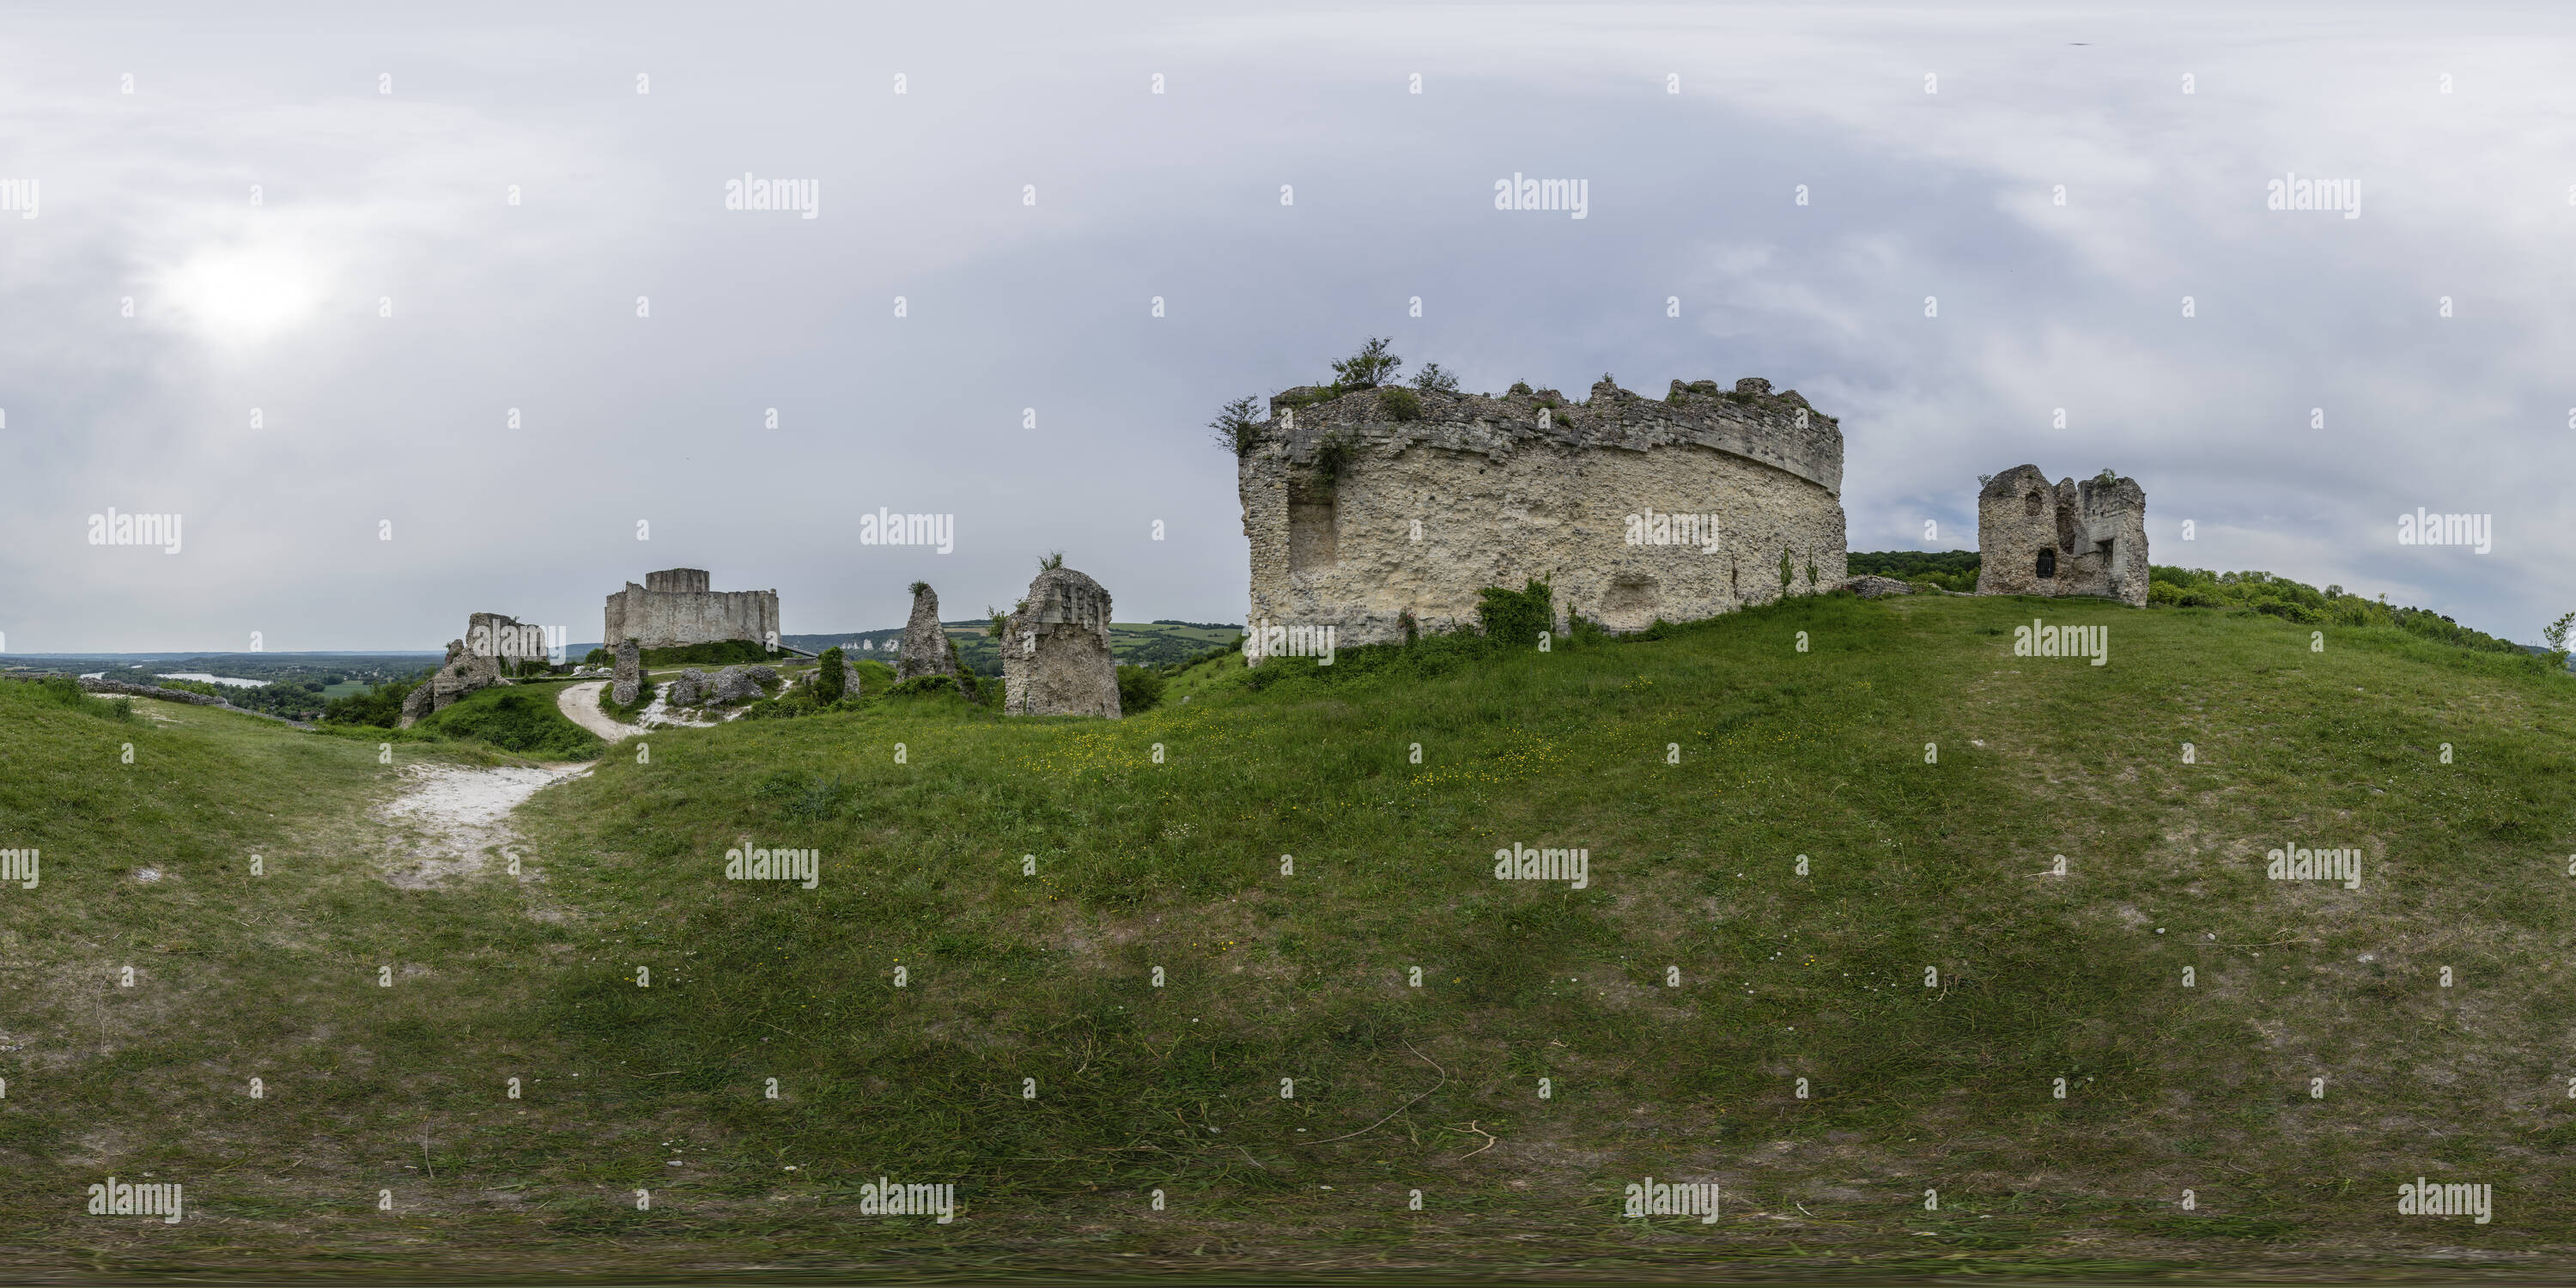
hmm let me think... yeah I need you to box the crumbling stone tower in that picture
[1236,374,1846,644]
[1974,465,2149,606]
[1003,567,1121,719]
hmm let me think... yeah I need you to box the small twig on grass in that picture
[1297,1040,1446,1146]
[1455,1120,1498,1158]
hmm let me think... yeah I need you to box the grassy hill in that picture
[5,592,2573,1278]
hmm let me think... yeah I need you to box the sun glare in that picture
[156,241,328,345]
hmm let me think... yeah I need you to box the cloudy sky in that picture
[3,1,2569,652]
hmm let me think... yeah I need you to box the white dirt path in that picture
[558,680,649,741]
[374,762,591,889]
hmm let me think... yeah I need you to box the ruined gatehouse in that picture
[1236,375,1846,647]
[1974,466,2148,607]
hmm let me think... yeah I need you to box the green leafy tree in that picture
[1331,337,1401,389]
[812,646,848,703]
[1409,362,1459,393]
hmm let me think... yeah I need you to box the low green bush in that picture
[11,676,136,723]
[1116,664,1165,714]
[413,685,605,758]
[811,647,848,704]
[1476,578,1554,650]
[640,640,774,667]
[321,677,419,727]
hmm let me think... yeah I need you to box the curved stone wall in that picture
[1237,377,1849,648]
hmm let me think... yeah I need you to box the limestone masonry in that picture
[896,582,960,681]
[1004,567,1121,718]
[604,568,780,650]
[1237,375,1847,645]
[1974,465,2149,607]
[612,639,642,706]
[398,612,531,726]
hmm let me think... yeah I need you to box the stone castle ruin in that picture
[1974,465,2149,607]
[1004,566,1121,718]
[1237,375,1846,645]
[603,568,780,650]
[399,611,540,726]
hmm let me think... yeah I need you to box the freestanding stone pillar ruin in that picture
[613,638,641,705]
[1003,567,1121,718]
[1974,465,2149,607]
[896,581,959,682]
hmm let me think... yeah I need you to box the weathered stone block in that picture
[1003,567,1121,719]
[665,669,707,707]
[896,583,959,682]
[613,638,641,706]
[1843,574,1918,599]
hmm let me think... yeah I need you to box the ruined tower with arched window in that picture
[1974,465,2148,606]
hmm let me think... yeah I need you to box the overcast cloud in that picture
[3,1,2569,651]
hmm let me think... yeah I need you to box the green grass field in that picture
[4,592,2573,1278]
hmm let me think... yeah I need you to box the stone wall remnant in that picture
[1236,374,1846,648]
[1002,567,1121,718]
[398,626,514,727]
